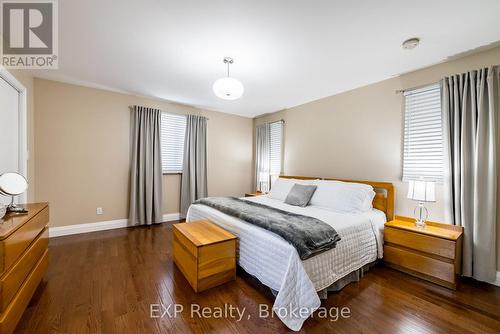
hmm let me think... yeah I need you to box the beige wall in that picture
[255,46,500,270]
[8,46,500,271]
[34,79,253,227]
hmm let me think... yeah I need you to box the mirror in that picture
[0,172,28,214]
[0,172,28,195]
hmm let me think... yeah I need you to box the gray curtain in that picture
[255,123,271,192]
[441,66,499,282]
[128,106,163,226]
[180,115,208,218]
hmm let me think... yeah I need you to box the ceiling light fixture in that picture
[402,37,420,50]
[213,57,244,100]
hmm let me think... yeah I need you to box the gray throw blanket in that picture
[194,197,341,260]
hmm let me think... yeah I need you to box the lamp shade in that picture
[213,77,244,100]
[407,180,435,202]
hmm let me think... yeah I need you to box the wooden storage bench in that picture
[173,220,237,292]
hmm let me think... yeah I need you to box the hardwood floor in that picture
[15,222,500,334]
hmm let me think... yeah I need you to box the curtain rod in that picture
[130,105,209,120]
[395,66,500,94]
[270,119,285,124]
[397,65,500,94]
[256,119,285,126]
[395,82,440,94]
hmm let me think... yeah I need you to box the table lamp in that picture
[407,180,435,228]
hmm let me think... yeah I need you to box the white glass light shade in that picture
[213,77,244,100]
[407,180,435,202]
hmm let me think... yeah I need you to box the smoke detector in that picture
[402,38,420,50]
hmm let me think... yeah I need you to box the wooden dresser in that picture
[0,203,49,334]
[384,216,463,289]
[173,220,236,292]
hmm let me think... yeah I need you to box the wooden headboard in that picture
[279,176,395,221]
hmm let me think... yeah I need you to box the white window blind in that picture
[160,112,187,173]
[270,121,283,176]
[403,83,444,182]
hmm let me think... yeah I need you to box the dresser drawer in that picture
[385,227,456,259]
[0,249,48,334]
[0,207,49,275]
[384,245,455,283]
[0,228,48,312]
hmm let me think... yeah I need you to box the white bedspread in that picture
[186,195,386,331]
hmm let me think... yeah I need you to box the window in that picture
[160,112,187,173]
[269,121,284,182]
[255,120,284,192]
[403,83,444,182]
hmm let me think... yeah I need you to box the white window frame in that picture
[402,83,444,182]
[269,120,284,185]
[0,66,27,203]
[160,112,187,174]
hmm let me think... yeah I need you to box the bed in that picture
[186,176,394,331]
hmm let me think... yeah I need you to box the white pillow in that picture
[268,178,314,201]
[310,180,375,213]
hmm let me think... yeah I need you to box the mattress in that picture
[186,195,386,331]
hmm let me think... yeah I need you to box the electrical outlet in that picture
[96,207,103,215]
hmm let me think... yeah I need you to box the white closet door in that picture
[0,76,20,205]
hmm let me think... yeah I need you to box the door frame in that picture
[0,66,28,203]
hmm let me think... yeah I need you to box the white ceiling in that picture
[31,0,500,118]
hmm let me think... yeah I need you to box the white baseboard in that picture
[163,212,181,222]
[49,219,128,237]
[49,212,181,238]
[491,271,500,287]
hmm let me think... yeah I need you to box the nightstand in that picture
[383,216,463,289]
[244,191,264,197]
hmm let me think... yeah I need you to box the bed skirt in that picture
[315,260,379,299]
[269,260,379,299]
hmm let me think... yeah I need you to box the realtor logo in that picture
[1,0,58,69]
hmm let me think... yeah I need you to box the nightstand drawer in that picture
[384,245,455,283]
[385,227,456,259]
[245,191,263,197]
